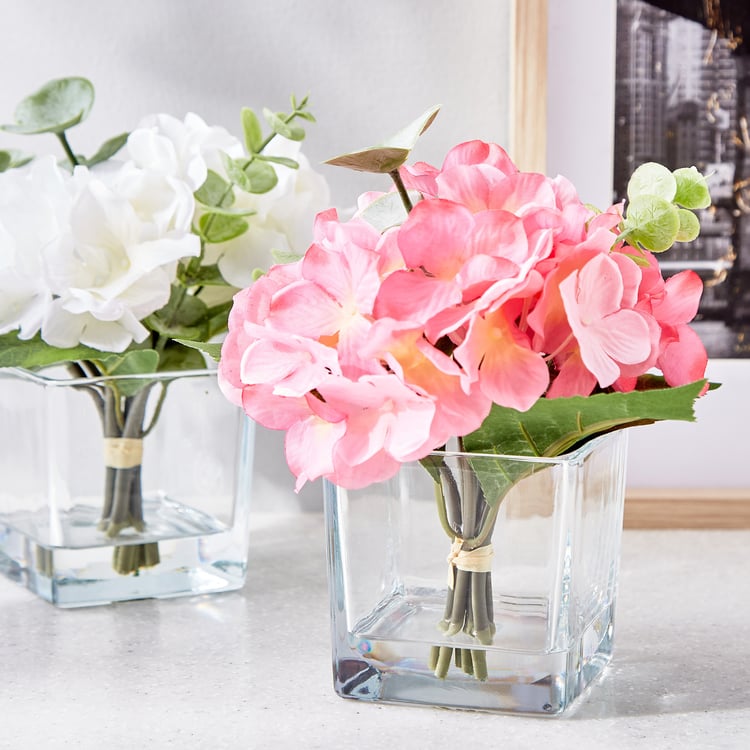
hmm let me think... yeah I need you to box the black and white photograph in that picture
[614,0,750,357]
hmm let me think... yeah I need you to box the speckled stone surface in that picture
[1,516,748,749]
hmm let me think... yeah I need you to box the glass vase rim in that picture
[0,366,218,388]
[425,431,623,465]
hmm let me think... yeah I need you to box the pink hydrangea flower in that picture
[219,139,709,490]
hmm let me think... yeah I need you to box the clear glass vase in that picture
[0,367,254,607]
[324,431,628,715]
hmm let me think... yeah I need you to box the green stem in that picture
[389,168,413,213]
[56,131,79,167]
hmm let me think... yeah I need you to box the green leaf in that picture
[157,341,208,372]
[627,161,677,202]
[240,159,279,194]
[99,349,159,377]
[145,287,210,340]
[0,148,33,171]
[673,166,711,209]
[0,331,105,369]
[263,108,305,141]
[198,211,249,244]
[255,153,299,170]
[462,378,708,507]
[2,77,95,135]
[241,107,263,153]
[676,208,701,242]
[180,263,230,286]
[195,170,235,208]
[271,248,303,264]
[325,104,440,174]
[623,194,680,252]
[173,338,223,362]
[82,132,129,167]
[97,349,160,396]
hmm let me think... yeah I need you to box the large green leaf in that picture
[459,378,707,507]
[2,77,95,135]
[0,331,104,369]
[325,104,440,174]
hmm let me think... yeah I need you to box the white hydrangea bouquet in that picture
[0,77,329,574]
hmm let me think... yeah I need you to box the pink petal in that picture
[374,270,461,323]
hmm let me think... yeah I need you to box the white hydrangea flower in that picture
[0,156,71,339]
[125,112,244,191]
[40,162,200,352]
[212,137,330,287]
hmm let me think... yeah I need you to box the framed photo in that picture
[544,0,750,526]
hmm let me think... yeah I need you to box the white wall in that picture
[0,0,513,510]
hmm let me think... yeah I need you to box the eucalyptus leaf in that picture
[263,108,305,141]
[242,159,278,193]
[271,248,303,264]
[83,132,129,167]
[198,211,249,244]
[676,208,701,243]
[2,77,95,135]
[325,104,440,174]
[195,170,235,208]
[461,378,707,506]
[673,166,711,209]
[0,331,103,369]
[623,194,680,252]
[241,107,263,154]
[222,154,253,192]
[255,154,299,170]
[0,148,33,170]
[627,161,677,202]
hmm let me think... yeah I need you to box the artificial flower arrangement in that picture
[218,106,714,683]
[0,77,329,575]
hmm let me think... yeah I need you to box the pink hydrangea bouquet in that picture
[219,106,711,489]
[0,77,329,574]
[218,107,713,679]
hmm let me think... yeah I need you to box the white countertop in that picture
[1,514,748,750]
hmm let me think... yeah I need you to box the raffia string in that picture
[446,537,494,589]
[103,437,143,469]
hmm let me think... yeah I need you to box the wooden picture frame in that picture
[513,0,750,528]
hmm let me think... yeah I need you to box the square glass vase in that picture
[0,367,254,607]
[324,431,628,715]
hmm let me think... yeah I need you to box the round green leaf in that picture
[624,194,680,252]
[673,166,711,210]
[627,162,677,202]
[675,208,701,242]
[0,151,10,172]
[2,77,95,135]
[241,159,278,194]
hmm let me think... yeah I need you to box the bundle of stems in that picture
[72,364,168,575]
[428,454,501,682]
